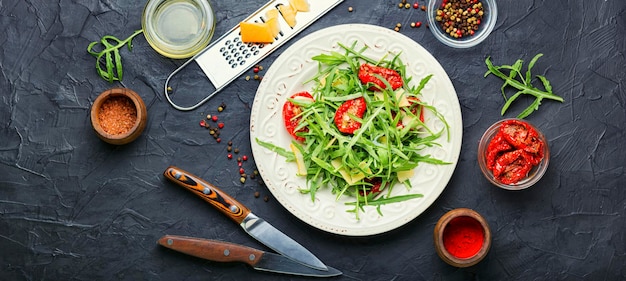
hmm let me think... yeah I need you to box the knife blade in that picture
[163,166,328,271]
[158,235,342,277]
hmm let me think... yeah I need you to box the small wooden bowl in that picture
[90,88,147,145]
[433,208,491,267]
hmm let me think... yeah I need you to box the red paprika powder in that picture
[442,216,485,258]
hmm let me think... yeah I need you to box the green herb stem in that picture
[87,29,143,83]
[484,54,564,119]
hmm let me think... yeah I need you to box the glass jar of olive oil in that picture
[142,0,216,59]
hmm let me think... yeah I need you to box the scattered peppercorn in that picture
[227,146,232,152]
[240,177,246,184]
[218,122,224,129]
[394,27,400,32]
[237,156,242,162]
[263,196,269,202]
[413,2,419,9]
[227,153,233,159]
[242,155,248,161]
[199,120,206,127]
[254,191,260,198]
[211,115,218,122]
[416,21,422,28]
[234,148,240,154]
[398,3,403,8]
[216,138,221,143]
[348,6,353,12]
[167,86,173,92]
[245,76,250,81]
[239,168,245,174]
[421,5,426,11]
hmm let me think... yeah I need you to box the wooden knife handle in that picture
[163,166,251,224]
[158,235,264,266]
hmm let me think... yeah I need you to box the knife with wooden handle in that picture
[158,235,341,277]
[163,166,327,271]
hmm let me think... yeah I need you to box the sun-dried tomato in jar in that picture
[485,119,545,184]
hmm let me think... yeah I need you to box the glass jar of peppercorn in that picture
[426,0,497,48]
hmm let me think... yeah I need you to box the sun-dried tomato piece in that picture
[358,64,403,91]
[282,91,313,142]
[334,97,367,134]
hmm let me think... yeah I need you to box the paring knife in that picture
[158,235,342,277]
[163,166,328,271]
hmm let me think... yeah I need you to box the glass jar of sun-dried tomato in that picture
[477,118,550,190]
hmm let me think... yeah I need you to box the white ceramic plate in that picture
[249,24,462,236]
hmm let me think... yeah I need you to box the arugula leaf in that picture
[484,54,564,119]
[87,30,143,83]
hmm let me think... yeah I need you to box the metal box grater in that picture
[164,0,344,111]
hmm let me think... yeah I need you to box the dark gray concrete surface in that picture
[1,0,624,280]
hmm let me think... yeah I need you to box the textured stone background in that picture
[1,0,624,280]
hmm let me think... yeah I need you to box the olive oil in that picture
[142,0,215,58]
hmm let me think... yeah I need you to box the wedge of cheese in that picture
[240,21,275,43]
[331,158,371,185]
[278,3,297,27]
[265,9,281,37]
[240,0,309,42]
[289,0,310,12]
[290,143,307,176]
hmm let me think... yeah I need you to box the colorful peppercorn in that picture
[435,0,484,38]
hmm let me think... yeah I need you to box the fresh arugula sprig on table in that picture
[87,30,143,83]
[484,54,564,119]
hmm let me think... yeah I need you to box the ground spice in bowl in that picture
[91,88,147,145]
[98,96,137,135]
[442,216,484,258]
[434,208,491,267]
